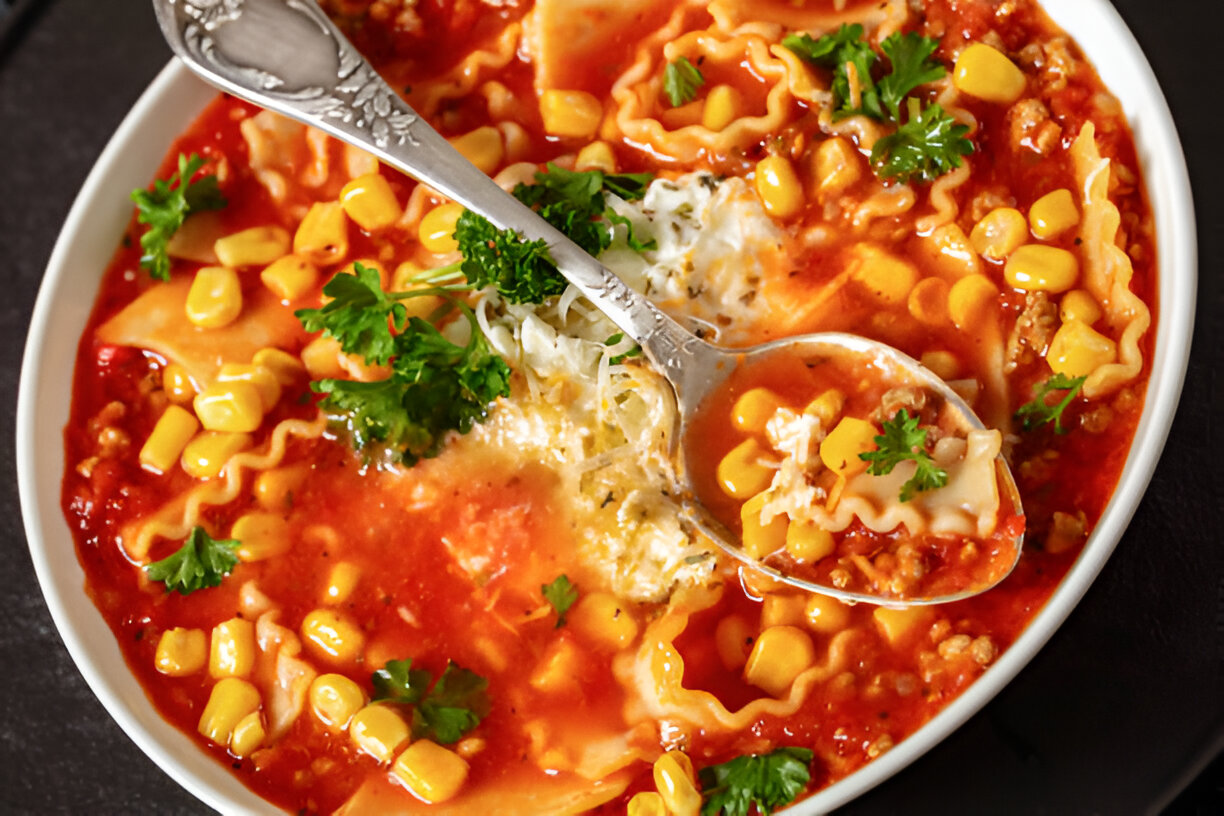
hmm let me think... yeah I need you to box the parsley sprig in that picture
[372,659,490,744]
[664,56,706,106]
[131,153,227,281]
[541,575,578,628]
[859,409,949,502]
[871,98,974,184]
[698,747,814,816]
[1014,373,1087,434]
[144,526,239,595]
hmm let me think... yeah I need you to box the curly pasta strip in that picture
[407,23,523,119]
[852,181,916,230]
[916,161,971,234]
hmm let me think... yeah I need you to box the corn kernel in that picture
[820,417,876,478]
[851,245,920,306]
[805,594,851,634]
[1005,244,1079,293]
[754,155,804,219]
[947,273,1000,330]
[350,704,410,763]
[302,608,366,665]
[569,592,640,650]
[702,84,741,132]
[419,202,465,254]
[815,136,861,201]
[1059,289,1103,325]
[970,207,1028,261]
[761,594,807,628]
[628,791,667,816]
[921,222,982,279]
[804,389,845,428]
[254,464,308,511]
[198,677,261,746]
[140,405,200,474]
[953,43,1027,104]
[1047,319,1117,378]
[732,387,785,434]
[162,363,197,404]
[310,673,366,730]
[323,562,361,605]
[193,381,264,433]
[185,266,243,329]
[653,751,701,816]
[744,625,816,697]
[231,512,291,562]
[294,201,349,265]
[873,606,935,647]
[785,519,835,563]
[180,431,250,479]
[154,627,207,676]
[252,347,305,387]
[920,350,960,381]
[210,617,256,679]
[907,277,950,327]
[229,711,266,757]
[1029,188,1079,239]
[539,89,603,138]
[392,740,470,804]
[717,438,775,499]
[300,335,347,380]
[529,638,581,694]
[260,254,319,301]
[214,226,291,268]
[740,491,787,559]
[216,363,281,412]
[448,127,504,176]
[340,172,403,231]
[575,141,616,174]
[715,614,755,671]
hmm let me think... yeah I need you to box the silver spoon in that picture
[152,0,1023,605]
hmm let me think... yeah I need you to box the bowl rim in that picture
[16,0,1196,812]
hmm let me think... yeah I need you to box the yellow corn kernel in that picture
[198,677,261,746]
[873,606,935,647]
[162,363,197,404]
[539,89,603,138]
[154,627,207,676]
[448,127,504,176]
[300,335,347,380]
[351,704,410,764]
[785,519,835,563]
[229,710,266,758]
[804,594,851,634]
[302,608,366,665]
[181,431,251,479]
[294,201,349,266]
[323,562,361,605]
[717,438,774,499]
[214,226,291,268]
[140,405,200,474]
[804,388,845,429]
[754,155,804,219]
[254,463,308,511]
[820,417,876,478]
[1004,244,1079,293]
[185,266,242,329]
[231,512,291,562]
[217,363,282,412]
[1029,188,1079,239]
[715,614,754,671]
[628,791,667,816]
[970,207,1028,261]
[210,617,256,679]
[653,751,701,816]
[193,381,264,433]
[947,273,1000,330]
[702,84,741,132]
[418,202,465,254]
[851,246,920,306]
[921,223,981,279]
[740,491,787,559]
[569,592,640,650]
[393,740,470,803]
[744,625,816,697]
[310,673,367,730]
[260,254,319,301]
[529,638,581,694]
[1046,319,1117,378]
[1059,289,1103,325]
[575,141,616,174]
[761,594,807,628]
[953,43,1027,104]
[732,387,785,434]
[340,172,402,231]
[252,347,305,387]
[815,136,861,201]
[907,276,950,326]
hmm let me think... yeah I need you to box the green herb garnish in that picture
[605,332,643,365]
[144,526,239,595]
[131,153,227,281]
[859,409,949,502]
[372,659,490,744]
[698,747,814,816]
[541,575,578,627]
[1014,373,1087,434]
[870,98,973,184]
[664,56,706,106]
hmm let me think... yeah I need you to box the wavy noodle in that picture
[708,0,892,33]
[916,161,971,234]
[852,181,916,230]
[409,23,523,119]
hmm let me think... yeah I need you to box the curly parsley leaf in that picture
[698,747,814,816]
[870,98,973,184]
[295,263,408,365]
[372,659,490,744]
[877,31,946,122]
[664,56,706,106]
[372,657,433,704]
[859,408,949,502]
[783,25,882,120]
[1014,373,1087,434]
[541,575,578,627]
[144,526,239,595]
[131,153,227,281]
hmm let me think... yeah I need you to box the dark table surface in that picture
[2,1,1221,814]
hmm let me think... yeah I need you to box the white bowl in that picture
[16,1,1195,812]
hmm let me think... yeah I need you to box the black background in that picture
[1,1,1220,813]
